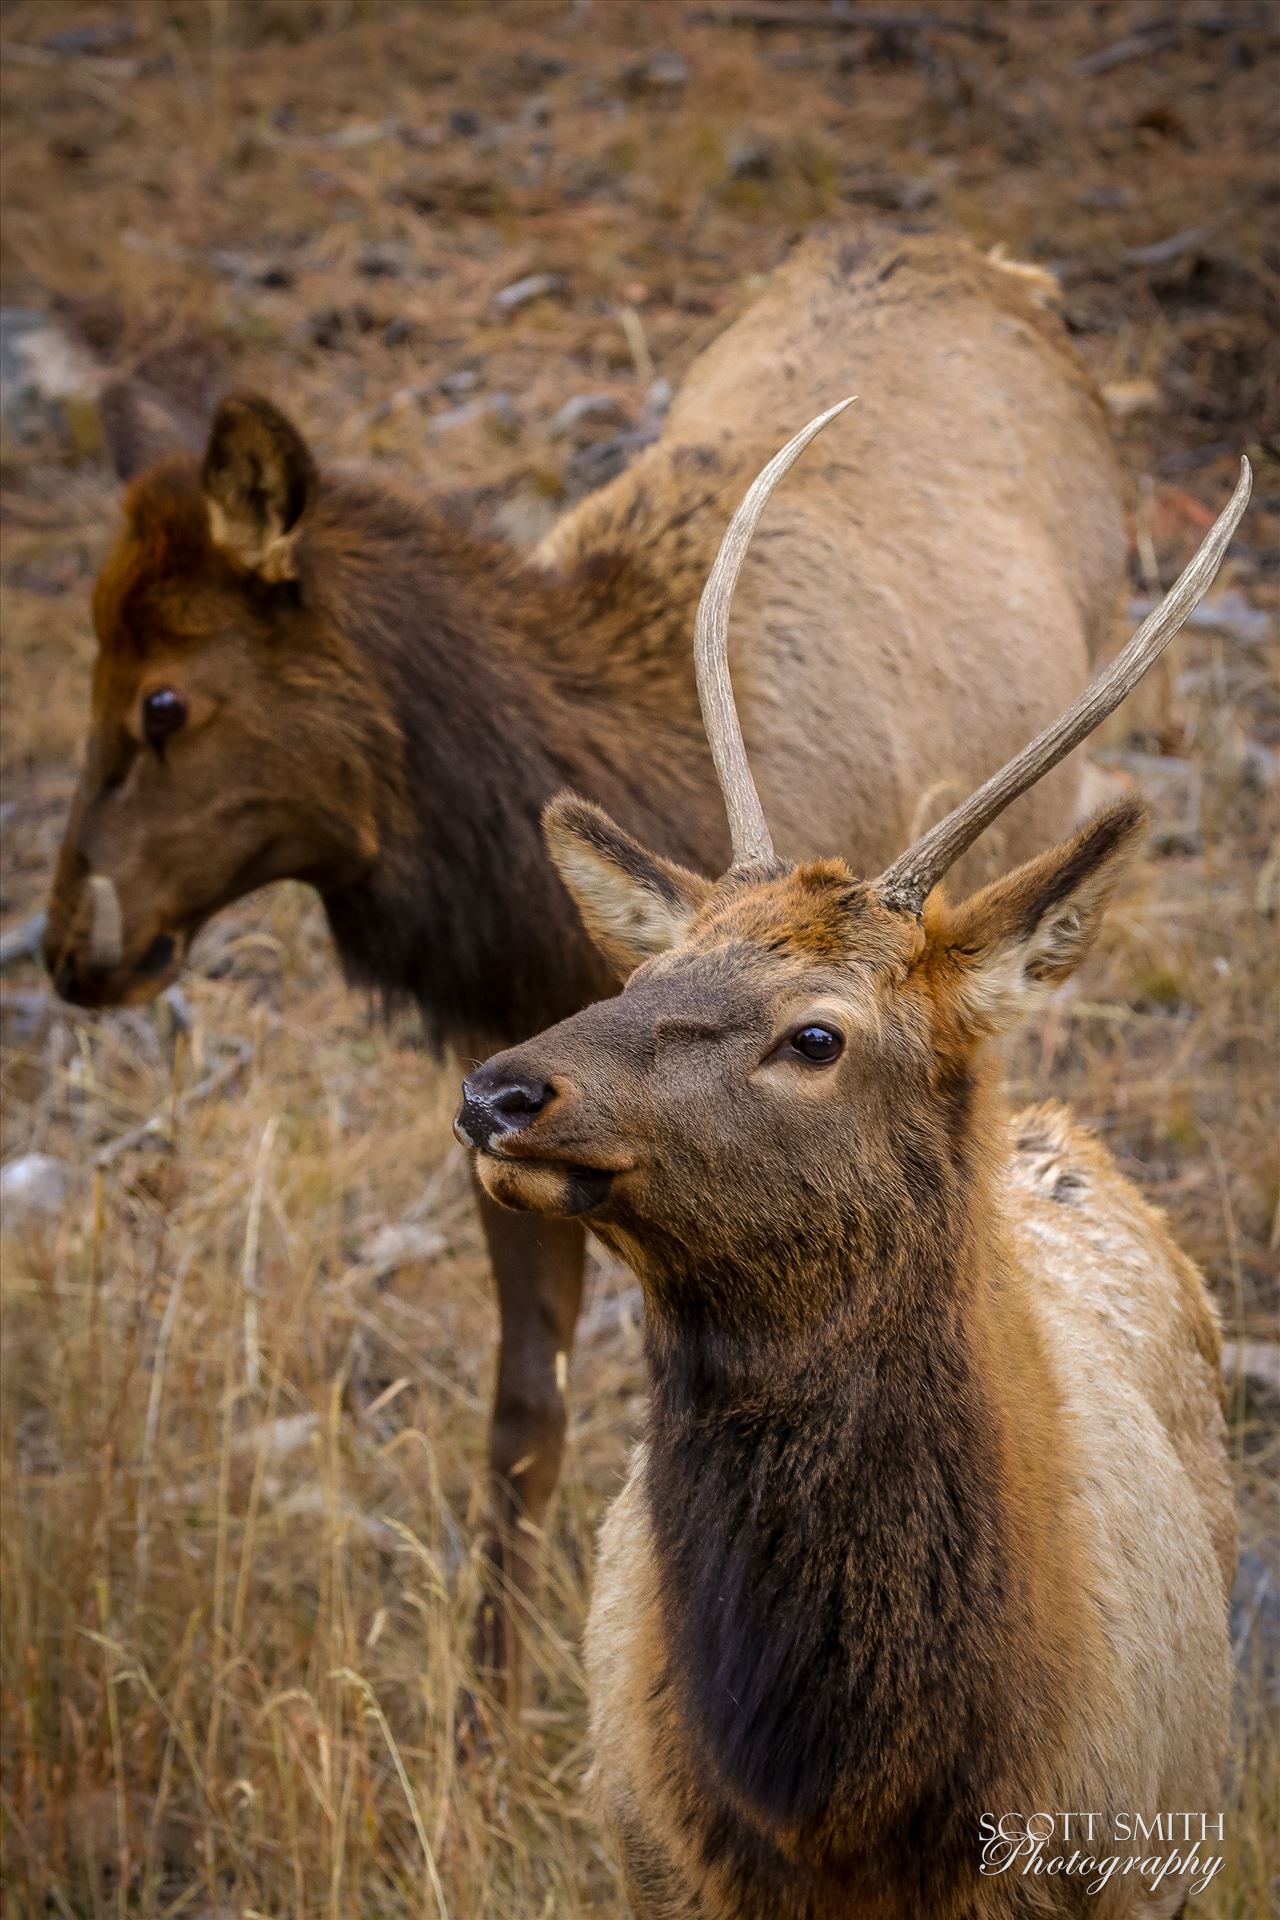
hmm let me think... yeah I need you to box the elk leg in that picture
[468,1170,586,1713]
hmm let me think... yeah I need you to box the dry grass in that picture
[1,3,1277,1915]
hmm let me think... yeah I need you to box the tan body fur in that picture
[541,228,1123,882]
[587,1102,1233,1920]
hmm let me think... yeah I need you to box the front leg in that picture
[468,1168,586,1716]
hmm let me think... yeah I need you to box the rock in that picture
[1223,1339,1280,1405]
[0,913,47,970]
[43,19,135,56]
[438,368,481,399]
[233,1412,320,1460]
[548,392,630,440]
[726,138,774,181]
[358,1221,447,1278]
[493,272,567,315]
[1231,1544,1280,1704]
[1,1153,75,1228]
[429,392,519,438]
[622,49,690,94]
[0,310,100,447]
[448,106,483,140]
[564,425,660,498]
[643,377,674,426]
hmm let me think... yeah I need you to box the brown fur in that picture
[44,221,1127,1704]
[462,793,1234,1919]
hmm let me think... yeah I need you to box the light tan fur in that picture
[539,225,1124,888]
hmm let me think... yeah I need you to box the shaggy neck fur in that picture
[302,476,723,1052]
[633,1091,1080,1908]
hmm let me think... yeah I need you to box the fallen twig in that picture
[96,1037,252,1167]
[686,4,1006,40]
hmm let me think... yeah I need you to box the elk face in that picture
[457,793,1147,1294]
[44,394,388,1007]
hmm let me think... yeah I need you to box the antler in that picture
[876,456,1253,915]
[694,397,855,867]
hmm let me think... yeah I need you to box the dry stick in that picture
[694,396,855,866]
[687,5,1007,40]
[876,456,1253,914]
[96,1036,251,1167]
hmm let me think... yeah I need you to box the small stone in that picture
[493,272,567,315]
[621,49,690,94]
[548,392,629,439]
[448,107,483,140]
[438,368,480,398]
[1,1153,75,1228]
[358,1221,447,1278]
[1223,1339,1280,1405]
[429,392,519,437]
[726,138,774,182]
[43,19,135,56]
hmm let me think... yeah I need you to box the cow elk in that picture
[46,223,1129,1708]
[457,422,1249,1913]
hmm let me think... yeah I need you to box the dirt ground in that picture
[0,2,1276,1915]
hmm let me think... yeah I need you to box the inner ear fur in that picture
[930,795,1149,1036]
[202,392,317,583]
[543,792,713,978]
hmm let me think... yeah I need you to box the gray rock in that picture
[0,311,100,444]
[1223,1339,1280,1405]
[1231,1545,1280,1705]
[0,913,47,970]
[429,392,519,437]
[358,1221,447,1279]
[493,272,567,315]
[548,392,630,440]
[1,1152,75,1228]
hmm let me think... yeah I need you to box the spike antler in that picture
[694,397,856,867]
[876,456,1253,915]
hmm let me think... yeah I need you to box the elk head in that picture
[43,391,393,1007]
[456,413,1249,1318]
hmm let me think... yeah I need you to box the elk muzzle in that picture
[43,868,184,1009]
[454,1051,630,1219]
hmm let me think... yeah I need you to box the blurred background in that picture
[0,2,1276,1914]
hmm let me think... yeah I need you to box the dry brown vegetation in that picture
[0,2,1276,1914]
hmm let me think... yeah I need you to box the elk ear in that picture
[100,377,207,482]
[544,793,713,978]
[935,796,1148,1036]
[201,392,317,583]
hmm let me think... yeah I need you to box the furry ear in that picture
[934,796,1148,1036]
[201,392,316,583]
[100,377,207,482]
[543,793,712,978]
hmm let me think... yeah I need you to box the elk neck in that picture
[301,474,725,1053]
[629,1085,1092,1880]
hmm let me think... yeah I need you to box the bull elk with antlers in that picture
[456,421,1248,1914]
[45,224,1128,1707]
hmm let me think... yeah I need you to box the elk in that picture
[456,419,1248,1915]
[44,222,1128,1708]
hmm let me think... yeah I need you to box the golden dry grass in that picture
[1,3,1277,1915]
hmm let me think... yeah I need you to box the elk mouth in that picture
[462,1132,631,1219]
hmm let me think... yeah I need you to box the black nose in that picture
[456,1064,555,1146]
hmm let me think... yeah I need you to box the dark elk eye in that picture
[790,1024,844,1064]
[142,688,187,748]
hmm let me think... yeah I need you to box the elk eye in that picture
[789,1024,844,1064]
[142,688,187,748]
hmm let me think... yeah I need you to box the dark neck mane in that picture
[304,474,723,1053]
[639,1193,1059,1891]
